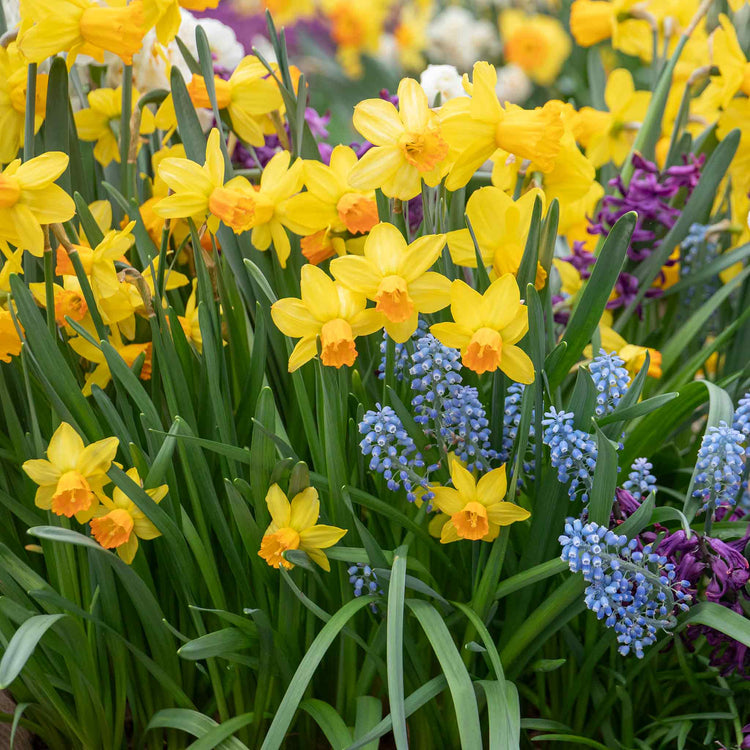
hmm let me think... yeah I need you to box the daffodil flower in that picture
[75,87,156,167]
[271,264,383,371]
[348,77,449,200]
[90,467,167,564]
[704,14,750,109]
[0,152,75,257]
[329,222,448,342]
[22,423,119,521]
[431,275,534,381]
[258,484,346,571]
[585,326,663,379]
[432,461,530,543]
[29,277,89,329]
[440,62,564,190]
[447,186,547,289]
[18,0,146,66]
[569,0,652,61]
[186,57,284,147]
[140,0,220,45]
[571,69,650,168]
[154,128,257,235]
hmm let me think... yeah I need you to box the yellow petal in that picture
[352,99,403,145]
[47,422,84,470]
[22,459,61,486]
[605,69,634,114]
[10,204,44,256]
[116,535,139,564]
[329,255,380,298]
[487,502,531,525]
[271,298,320,337]
[481,274,521,329]
[476,466,507,505]
[450,461,477,500]
[15,152,69,188]
[300,264,339,321]
[298,523,347,549]
[289,487,320,531]
[303,160,342,204]
[204,129,225,186]
[288,337,318,372]
[400,234,446,281]
[408,272,451,314]
[397,77,429,132]
[154,193,209,219]
[450,280,483,330]
[304,546,332,571]
[500,307,529,346]
[265,483,291,527]
[429,321,472,350]
[350,309,385,337]
[76,436,119,477]
[500,344,535,384]
[440,519,461,544]
[431,486,463,515]
[384,311,419,343]
[444,137,495,191]
[448,228,491,267]
[364,222,407,276]
[380,162,421,201]
[347,146,403,192]
[158,157,214,196]
[21,184,76,224]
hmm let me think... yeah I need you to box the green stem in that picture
[24,64,37,161]
[43,240,56,338]
[119,65,133,198]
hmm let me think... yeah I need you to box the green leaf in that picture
[178,629,255,661]
[548,212,635,387]
[596,393,678,427]
[186,714,255,750]
[494,559,567,602]
[0,614,66,688]
[679,602,750,648]
[531,734,611,749]
[588,424,619,526]
[147,709,247,750]
[386,546,408,750]
[517,196,543,292]
[170,66,207,163]
[617,491,656,539]
[405,600,482,749]
[586,49,607,110]
[299,700,352,749]
[353,697,382,750]
[260,597,374,750]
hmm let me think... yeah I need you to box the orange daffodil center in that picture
[0,175,21,208]
[431,274,535,383]
[432,461,530,544]
[329,222,449,343]
[90,509,134,549]
[258,484,346,571]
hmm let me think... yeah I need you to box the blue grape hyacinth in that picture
[588,350,631,417]
[733,392,750,443]
[623,458,657,500]
[560,518,691,658]
[542,407,598,502]
[358,404,434,503]
[692,421,746,511]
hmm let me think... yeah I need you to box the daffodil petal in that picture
[476,467,508,505]
[352,99,403,145]
[450,461,477,500]
[429,322,472,350]
[22,459,61,485]
[450,280,483,330]
[481,274,521,330]
[500,307,529,346]
[347,146,403,192]
[271,298,320,337]
[487,502,531,525]
[265,483,291,527]
[289,487,319,531]
[329,255,380,298]
[500,344,535,384]
[47,423,85,470]
[431,486,463,515]
[300,264,339,321]
[299,524,347,549]
[288,337,318,372]
[77,436,119,477]
[408,272,451,314]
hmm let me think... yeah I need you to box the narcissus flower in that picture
[440,62,564,190]
[569,0,652,60]
[572,69,650,168]
[447,186,546,289]
[75,87,155,167]
[348,77,449,200]
[243,150,305,268]
[283,145,379,261]
[90,467,166,563]
[18,0,146,66]
[432,461,529,543]
[586,325,663,379]
[271,264,383,371]
[330,223,448,341]
[186,57,284,147]
[176,280,203,352]
[431,275,534,381]
[0,152,75,256]
[0,42,48,164]
[704,14,750,109]
[258,484,347,571]
[500,10,571,86]
[29,278,89,328]
[154,128,257,235]
[22,423,118,521]
[0,308,22,363]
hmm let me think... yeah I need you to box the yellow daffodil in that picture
[569,0,652,61]
[243,150,304,268]
[704,14,750,109]
[22,422,118,521]
[258,483,346,571]
[30,277,89,329]
[90,467,166,563]
[431,275,534,381]
[186,57,284,147]
[154,128,257,235]
[323,0,388,78]
[432,461,530,543]
[0,152,75,256]
[75,87,155,167]
[447,186,547,289]
[283,145,379,261]
[572,69,651,168]
[176,280,203,352]
[70,329,152,396]
[0,308,22,363]
[271,264,384,371]
[440,62,564,190]
[393,3,430,72]
[0,42,48,164]
[329,222,448,342]
[348,77,449,201]
[18,0,146,66]
[500,11,571,86]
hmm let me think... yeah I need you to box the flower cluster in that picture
[560,518,691,658]
[622,458,657,501]
[588,349,631,418]
[733,393,750,442]
[358,404,435,504]
[692,421,746,511]
[348,564,383,611]
[542,407,598,502]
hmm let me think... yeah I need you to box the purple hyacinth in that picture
[560,240,596,279]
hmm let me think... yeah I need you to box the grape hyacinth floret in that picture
[499,383,535,480]
[623,458,657,500]
[358,405,434,503]
[733,392,750,443]
[348,563,383,605]
[692,421,746,511]
[439,385,497,471]
[560,518,691,658]
[588,350,631,417]
[542,407,598,502]
[409,330,463,422]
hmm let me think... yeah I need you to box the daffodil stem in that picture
[43,227,56,339]
[24,64,37,161]
[119,65,133,199]
[384,335,396,399]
